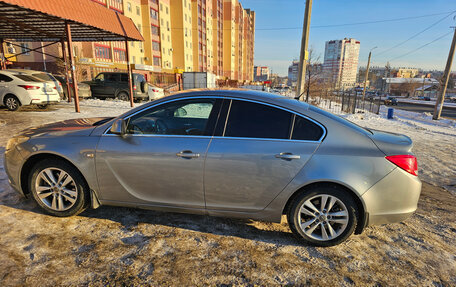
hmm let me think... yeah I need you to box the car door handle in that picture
[176,150,200,159]
[275,153,301,160]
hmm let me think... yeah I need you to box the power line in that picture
[254,11,452,31]
[376,10,456,56]
[168,11,453,31]
[388,31,453,62]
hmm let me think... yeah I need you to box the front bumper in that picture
[4,146,26,197]
[362,167,422,226]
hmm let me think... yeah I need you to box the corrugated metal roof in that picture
[383,78,439,84]
[0,0,143,41]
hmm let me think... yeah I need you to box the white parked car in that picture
[8,69,64,99]
[148,85,165,101]
[0,70,60,111]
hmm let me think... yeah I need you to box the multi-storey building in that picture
[170,0,193,72]
[156,0,173,72]
[253,66,269,82]
[3,0,255,84]
[211,0,223,76]
[323,38,360,88]
[287,60,299,87]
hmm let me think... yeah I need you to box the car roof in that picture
[150,88,310,112]
[6,69,49,75]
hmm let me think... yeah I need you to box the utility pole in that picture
[361,46,377,104]
[296,0,313,100]
[433,26,456,120]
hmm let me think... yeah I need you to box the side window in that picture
[105,74,119,82]
[95,73,105,81]
[292,115,324,141]
[120,74,129,82]
[224,100,292,139]
[126,98,218,136]
[0,74,13,82]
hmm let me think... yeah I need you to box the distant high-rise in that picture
[253,66,269,82]
[323,38,360,88]
[287,60,299,87]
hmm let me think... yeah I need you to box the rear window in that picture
[292,116,324,141]
[32,73,52,81]
[224,100,292,139]
[13,74,42,82]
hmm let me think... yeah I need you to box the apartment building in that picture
[170,0,193,72]
[3,0,255,84]
[212,0,223,76]
[323,38,360,88]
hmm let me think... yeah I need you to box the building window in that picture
[166,6,169,14]
[136,6,140,15]
[113,48,126,62]
[160,3,163,11]
[151,25,159,36]
[94,44,111,60]
[132,56,136,63]
[152,41,160,51]
[153,56,161,66]
[127,2,131,12]
[150,8,158,20]
[161,18,164,26]
[20,42,30,55]
[138,24,142,33]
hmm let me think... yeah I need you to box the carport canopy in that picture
[0,0,144,111]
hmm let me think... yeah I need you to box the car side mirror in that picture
[110,119,126,136]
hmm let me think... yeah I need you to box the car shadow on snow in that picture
[78,205,304,247]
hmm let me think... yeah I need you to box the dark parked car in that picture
[83,72,148,101]
[384,97,398,105]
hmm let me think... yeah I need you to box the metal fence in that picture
[303,90,382,115]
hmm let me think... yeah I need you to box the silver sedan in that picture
[4,90,421,246]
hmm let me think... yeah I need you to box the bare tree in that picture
[303,48,324,102]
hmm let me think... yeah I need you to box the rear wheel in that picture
[4,95,20,111]
[287,185,358,247]
[37,104,48,109]
[116,91,129,102]
[29,159,89,217]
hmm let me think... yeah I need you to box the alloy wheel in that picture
[298,194,349,241]
[34,167,78,211]
[6,97,19,110]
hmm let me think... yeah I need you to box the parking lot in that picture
[0,102,455,286]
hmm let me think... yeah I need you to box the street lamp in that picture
[361,46,378,107]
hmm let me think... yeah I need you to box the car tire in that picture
[140,81,148,93]
[29,159,89,217]
[116,92,130,102]
[287,185,358,247]
[4,94,20,111]
[37,104,48,109]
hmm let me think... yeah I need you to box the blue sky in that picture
[241,0,456,76]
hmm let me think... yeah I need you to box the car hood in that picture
[20,117,112,138]
[368,129,413,155]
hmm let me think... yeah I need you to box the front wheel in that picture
[287,186,358,247]
[4,95,20,111]
[116,92,130,102]
[29,159,89,217]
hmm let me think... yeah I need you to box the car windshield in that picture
[13,74,43,82]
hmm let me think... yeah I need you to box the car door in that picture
[204,99,325,212]
[95,97,222,209]
[104,73,120,97]
[0,73,13,101]
[90,73,106,96]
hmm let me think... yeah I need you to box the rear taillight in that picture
[18,85,40,90]
[133,85,137,90]
[152,89,159,92]
[53,86,57,89]
[386,155,418,176]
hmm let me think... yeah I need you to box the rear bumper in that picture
[30,99,59,105]
[362,167,422,226]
